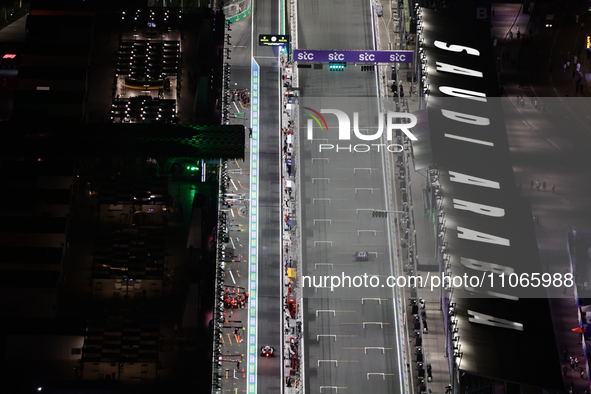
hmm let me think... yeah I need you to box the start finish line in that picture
[294,49,413,63]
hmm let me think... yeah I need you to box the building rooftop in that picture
[0,216,68,233]
[0,246,64,266]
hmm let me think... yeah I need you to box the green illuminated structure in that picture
[0,123,245,160]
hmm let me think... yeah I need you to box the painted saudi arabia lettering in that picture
[434,39,522,329]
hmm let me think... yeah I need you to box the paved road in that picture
[0,14,27,43]
[252,0,283,392]
[297,1,404,393]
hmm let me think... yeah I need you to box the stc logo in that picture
[304,107,418,141]
[389,53,406,62]
[328,52,345,61]
[359,53,375,61]
[297,52,314,61]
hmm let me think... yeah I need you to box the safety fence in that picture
[224,0,251,24]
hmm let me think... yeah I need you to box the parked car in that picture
[376,3,383,17]
[544,14,554,28]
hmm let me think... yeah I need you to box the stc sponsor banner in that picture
[294,49,413,63]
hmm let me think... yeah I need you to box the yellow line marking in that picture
[528,84,554,114]
[334,168,379,170]
[236,270,241,277]
[340,298,389,301]
[337,252,384,255]
[337,230,383,233]
[227,333,233,345]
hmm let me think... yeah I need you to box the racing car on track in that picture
[355,251,369,261]
[260,345,275,357]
